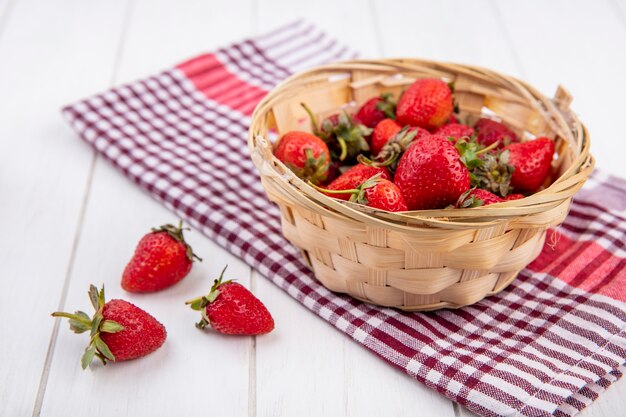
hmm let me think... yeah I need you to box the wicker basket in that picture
[248,59,593,311]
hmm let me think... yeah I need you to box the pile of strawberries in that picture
[273,78,555,212]
[53,222,274,369]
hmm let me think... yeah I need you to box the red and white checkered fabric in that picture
[63,21,626,417]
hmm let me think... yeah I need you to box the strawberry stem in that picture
[152,221,202,262]
[308,181,360,196]
[185,265,232,311]
[51,284,124,369]
[475,140,499,155]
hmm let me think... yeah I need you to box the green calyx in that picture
[455,137,498,170]
[152,221,202,262]
[470,149,515,197]
[301,102,372,161]
[51,285,124,370]
[286,148,328,185]
[359,126,417,169]
[456,188,484,208]
[308,172,383,206]
[375,93,397,119]
[185,265,232,330]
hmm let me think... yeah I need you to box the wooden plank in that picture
[256,0,380,58]
[254,2,456,416]
[38,0,256,416]
[372,0,521,77]
[493,0,626,178]
[0,0,128,415]
[40,167,253,417]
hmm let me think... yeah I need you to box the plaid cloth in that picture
[63,21,626,417]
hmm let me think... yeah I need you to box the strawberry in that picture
[504,193,525,201]
[323,163,391,200]
[52,285,166,369]
[396,78,454,130]
[301,103,371,161]
[435,123,475,141]
[311,173,407,212]
[354,93,396,128]
[363,121,429,168]
[121,222,201,293]
[186,266,274,335]
[394,134,471,210]
[273,131,330,184]
[474,118,518,149]
[506,137,555,193]
[370,118,402,156]
[456,188,503,208]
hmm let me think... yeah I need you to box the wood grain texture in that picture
[254,2,455,415]
[0,0,128,415]
[494,0,626,178]
[38,1,256,416]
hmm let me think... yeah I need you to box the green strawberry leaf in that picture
[94,336,116,362]
[68,311,92,334]
[88,285,100,311]
[81,344,96,370]
[100,320,124,334]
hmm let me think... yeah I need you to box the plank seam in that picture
[31,0,136,414]
[31,151,97,417]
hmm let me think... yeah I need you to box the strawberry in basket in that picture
[353,93,396,128]
[360,123,429,169]
[434,123,475,142]
[456,188,504,208]
[301,103,371,162]
[311,173,407,212]
[274,131,331,185]
[470,136,554,196]
[474,117,518,149]
[321,163,391,201]
[396,78,454,131]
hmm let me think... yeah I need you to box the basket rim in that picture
[248,58,594,230]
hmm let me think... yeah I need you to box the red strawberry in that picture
[187,266,274,335]
[121,222,201,293]
[301,104,371,161]
[354,93,396,128]
[52,285,166,369]
[365,122,429,168]
[274,131,330,184]
[474,118,518,149]
[324,164,391,201]
[456,188,503,208]
[435,123,475,141]
[446,114,460,124]
[506,137,555,193]
[371,118,402,156]
[394,134,470,210]
[504,193,525,201]
[312,173,407,212]
[396,78,454,130]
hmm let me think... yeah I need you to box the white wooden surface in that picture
[0,1,625,416]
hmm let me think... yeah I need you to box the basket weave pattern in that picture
[249,59,593,311]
